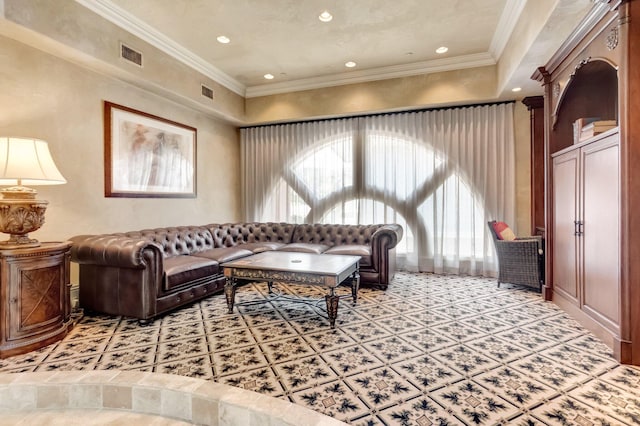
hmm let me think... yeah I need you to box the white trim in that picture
[489,0,528,60]
[75,0,246,96]
[245,53,496,98]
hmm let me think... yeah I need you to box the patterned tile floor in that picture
[1,272,639,425]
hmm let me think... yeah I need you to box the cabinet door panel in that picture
[9,255,65,339]
[552,151,580,302]
[582,137,620,331]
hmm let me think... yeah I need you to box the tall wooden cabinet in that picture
[534,0,639,365]
[552,132,620,334]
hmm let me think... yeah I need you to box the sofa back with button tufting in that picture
[206,222,296,247]
[118,226,215,257]
[290,224,382,246]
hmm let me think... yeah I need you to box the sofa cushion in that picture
[492,221,516,241]
[163,255,218,291]
[238,242,286,253]
[323,244,372,267]
[192,247,254,263]
[277,243,329,254]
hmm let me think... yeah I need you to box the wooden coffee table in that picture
[222,251,360,328]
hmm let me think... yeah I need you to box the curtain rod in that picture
[240,100,516,130]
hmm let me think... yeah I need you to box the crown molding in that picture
[245,52,496,98]
[489,0,528,60]
[75,0,246,96]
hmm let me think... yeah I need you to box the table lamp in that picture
[0,137,66,248]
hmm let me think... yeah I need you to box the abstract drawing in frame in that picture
[104,101,196,198]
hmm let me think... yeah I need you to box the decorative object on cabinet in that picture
[0,137,66,248]
[533,0,640,365]
[487,221,544,292]
[103,101,197,198]
[572,117,600,144]
[0,241,74,358]
[578,120,617,141]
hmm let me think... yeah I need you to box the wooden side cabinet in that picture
[0,241,73,358]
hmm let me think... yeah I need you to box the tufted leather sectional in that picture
[70,222,403,322]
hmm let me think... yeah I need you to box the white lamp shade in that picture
[0,137,66,186]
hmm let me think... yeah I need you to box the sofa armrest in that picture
[371,224,403,250]
[70,234,163,269]
[368,224,403,286]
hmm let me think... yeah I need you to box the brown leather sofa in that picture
[70,222,403,322]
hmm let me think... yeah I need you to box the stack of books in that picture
[579,120,617,140]
[573,118,617,143]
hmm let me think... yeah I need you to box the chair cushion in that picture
[492,221,516,241]
[163,256,218,291]
[323,245,372,267]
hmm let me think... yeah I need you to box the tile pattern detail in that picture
[1,272,639,425]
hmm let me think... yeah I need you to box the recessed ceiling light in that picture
[264,73,274,80]
[435,46,448,54]
[216,35,230,44]
[319,10,333,22]
[345,61,357,68]
[512,87,522,92]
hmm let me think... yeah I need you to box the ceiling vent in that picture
[120,43,143,67]
[201,84,214,100]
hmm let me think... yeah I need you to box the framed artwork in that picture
[104,101,197,198]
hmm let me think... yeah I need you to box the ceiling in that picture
[74,0,595,99]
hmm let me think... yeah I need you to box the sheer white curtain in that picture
[241,103,516,276]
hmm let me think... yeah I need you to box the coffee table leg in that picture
[224,277,237,314]
[351,270,360,305]
[325,288,339,328]
[267,281,273,294]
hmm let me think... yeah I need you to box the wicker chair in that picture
[488,221,544,292]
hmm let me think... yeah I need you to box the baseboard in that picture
[552,289,617,354]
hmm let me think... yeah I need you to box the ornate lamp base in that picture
[0,191,48,249]
[0,233,41,249]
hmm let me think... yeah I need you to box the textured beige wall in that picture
[0,35,241,244]
[496,0,592,96]
[246,66,498,124]
[496,0,559,93]
[1,0,245,123]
